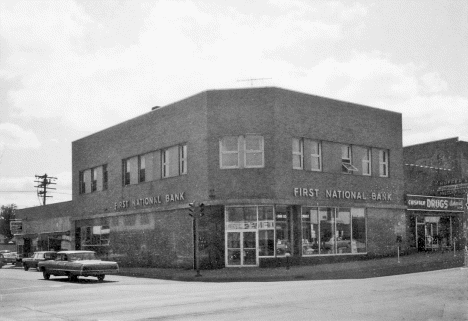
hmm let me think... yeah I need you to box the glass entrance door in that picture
[226,231,257,266]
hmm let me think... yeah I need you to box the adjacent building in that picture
[404,138,468,252]
[16,87,407,269]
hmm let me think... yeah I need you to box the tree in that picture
[0,204,17,243]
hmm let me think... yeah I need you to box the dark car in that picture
[22,251,57,271]
[38,250,119,282]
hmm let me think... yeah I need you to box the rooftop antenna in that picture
[237,77,272,87]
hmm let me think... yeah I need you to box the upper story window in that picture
[292,138,303,169]
[341,145,358,174]
[123,143,187,186]
[162,144,187,178]
[310,140,322,171]
[220,135,264,169]
[379,149,389,177]
[362,148,371,176]
[79,164,107,194]
[293,138,322,171]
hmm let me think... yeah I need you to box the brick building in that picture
[404,138,468,252]
[16,87,406,269]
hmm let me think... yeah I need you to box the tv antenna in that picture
[237,77,272,87]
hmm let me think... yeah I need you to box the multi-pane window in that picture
[302,207,367,255]
[79,165,107,194]
[310,140,322,171]
[292,138,303,169]
[379,149,389,177]
[341,145,358,174]
[293,138,322,171]
[362,148,371,176]
[220,135,264,169]
[220,136,239,168]
[123,144,187,185]
[162,145,186,178]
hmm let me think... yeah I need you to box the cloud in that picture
[0,123,41,150]
[1,0,370,133]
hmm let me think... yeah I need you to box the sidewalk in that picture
[119,250,467,282]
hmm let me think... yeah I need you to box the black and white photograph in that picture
[1,1,467,320]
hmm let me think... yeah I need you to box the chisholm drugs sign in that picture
[406,195,464,212]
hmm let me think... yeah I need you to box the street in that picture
[1,265,468,321]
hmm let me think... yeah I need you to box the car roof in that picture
[57,250,95,254]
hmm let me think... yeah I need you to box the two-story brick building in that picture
[16,87,407,269]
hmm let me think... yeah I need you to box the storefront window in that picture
[81,225,110,246]
[302,208,319,255]
[275,206,291,256]
[258,206,274,256]
[351,208,366,253]
[302,207,366,255]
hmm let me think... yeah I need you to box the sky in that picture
[0,0,467,209]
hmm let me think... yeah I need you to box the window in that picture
[139,155,146,182]
[302,207,367,255]
[123,144,187,184]
[292,138,303,169]
[180,144,187,174]
[123,158,131,185]
[162,145,182,178]
[342,145,358,174]
[103,165,108,190]
[244,135,264,168]
[220,135,264,169]
[79,165,107,194]
[275,205,291,256]
[379,149,389,177]
[362,148,371,176]
[81,225,110,246]
[220,136,239,168]
[310,140,322,171]
[91,168,97,192]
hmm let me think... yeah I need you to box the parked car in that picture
[0,250,17,264]
[38,250,119,282]
[0,254,5,268]
[22,251,57,271]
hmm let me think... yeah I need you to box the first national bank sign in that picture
[115,192,185,210]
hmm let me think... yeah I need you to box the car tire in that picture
[97,275,105,282]
[43,271,50,280]
[24,265,29,271]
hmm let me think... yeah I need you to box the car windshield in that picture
[68,252,98,261]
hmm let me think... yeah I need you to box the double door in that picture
[226,231,257,266]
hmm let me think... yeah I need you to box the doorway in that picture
[226,231,257,266]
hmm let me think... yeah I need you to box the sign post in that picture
[188,202,205,277]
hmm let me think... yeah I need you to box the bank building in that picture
[15,87,415,269]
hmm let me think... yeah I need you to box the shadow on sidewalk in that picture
[119,250,466,282]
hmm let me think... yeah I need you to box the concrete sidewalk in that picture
[119,250,467,282]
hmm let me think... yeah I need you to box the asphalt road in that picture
[1,265,467,321]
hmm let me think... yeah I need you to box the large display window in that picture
[301,207,367,255]
[225,205,292,266]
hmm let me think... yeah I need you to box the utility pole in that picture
[34,174,57,205]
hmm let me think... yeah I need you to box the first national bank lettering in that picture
[294,187,392,201]
[115,192,185,210]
